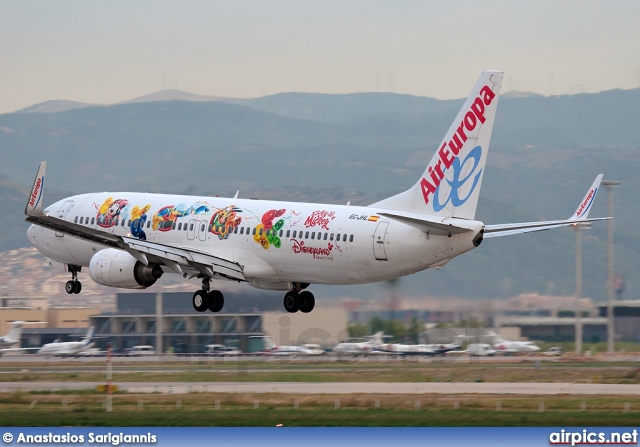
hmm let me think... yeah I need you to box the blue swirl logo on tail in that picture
[433,146,483,212]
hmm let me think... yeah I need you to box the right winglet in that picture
[25,161,46,216]
[569,174,603,221]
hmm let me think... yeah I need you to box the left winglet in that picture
[25,161,46,216]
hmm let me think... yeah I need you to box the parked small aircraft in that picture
[37,326,95,357]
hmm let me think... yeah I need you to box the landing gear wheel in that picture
[65,281,75,295]
[299,291,315,313]
[208,290,224,313]
[284,291,300,313]
[192,290,210,312]
[73,281,82,294]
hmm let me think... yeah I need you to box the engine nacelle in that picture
[89,248,163,289]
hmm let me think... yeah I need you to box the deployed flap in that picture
[121,237,245,281]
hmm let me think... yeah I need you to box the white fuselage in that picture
[37,340,93,356]
[493,341,541,354]
[27,192,483,290]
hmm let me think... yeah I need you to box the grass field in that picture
[2,357,640,426]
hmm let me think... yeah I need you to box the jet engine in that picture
[89,248,163,289]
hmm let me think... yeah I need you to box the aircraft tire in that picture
[283,291,300,313]
[208,290,224,312]
[65,280,76,294]
[299,291,315,313]
[73,281,82,294]
[192,290,210,312]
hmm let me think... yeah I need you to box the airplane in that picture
[487,331,541,354]
[24,70,611,314]
[0,321,48,356]
[376,337,463,356]
[36,326,95,357]
[0,321,26,350]
[332,332,384,355]
[252,335,325,356]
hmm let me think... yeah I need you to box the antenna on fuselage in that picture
[233,191,239,199]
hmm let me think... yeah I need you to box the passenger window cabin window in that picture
[336,233,341,241]
[252,228,256,236]
[240,227,244,235]
[127,220,132,227]
[189,223,194,231]
[178,223,182,231]
[292,230,297,238]
[323,233,328,240]
[286,230,290,238]
[91,217,95,225]
[74,216,78,223]
[234,227,238,234]
[121,218,125,227]
[330,233,334,241]
[208,224,213,232]
[147,221,151,228]
[171,222,176,230]
[279,230,284,237]
[305,231,309,239]
[349,234,354,242]
[79,217,84,224]
[311,232,315,240]
[343,234,347,242]
[259,228,263,236]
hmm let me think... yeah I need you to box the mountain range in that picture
[1,86,638,302]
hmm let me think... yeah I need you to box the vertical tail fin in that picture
[4,321,25,345]
[82,326,95,346]
[368,331,383,346]
[370,71,503,219]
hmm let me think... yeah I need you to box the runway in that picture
[3,381,640,396]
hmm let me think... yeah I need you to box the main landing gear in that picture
[192,277,224,313]
[283,290,315,313]
[65,265,82,294]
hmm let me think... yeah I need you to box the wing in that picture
[24,162,244,281]
[484,175,611,238]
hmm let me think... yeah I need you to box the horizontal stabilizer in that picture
[377,211,476,236]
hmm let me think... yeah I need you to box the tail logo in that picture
[433,146,483,212]
[576,188,597,218]
[420,84,495,205]
[29,176,44,210]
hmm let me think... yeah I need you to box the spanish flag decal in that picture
[368,215,380,222]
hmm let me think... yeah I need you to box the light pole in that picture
[574,222,590,355]
[602,180,620,353]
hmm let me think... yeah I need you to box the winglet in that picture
[569,174,603,221]
[25,161,46,216]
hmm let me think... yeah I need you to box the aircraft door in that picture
[198,220,207,241]
[373,221,389,261]
[187,219,196,241]
[55,200,74,237]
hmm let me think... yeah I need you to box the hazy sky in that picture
[1,1,639,114]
